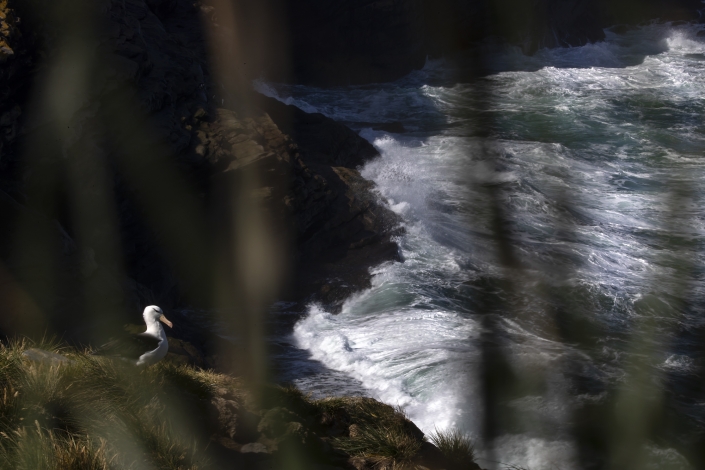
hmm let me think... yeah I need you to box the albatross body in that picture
[96,306,173,366]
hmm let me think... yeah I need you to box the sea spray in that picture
[273,22,705,470]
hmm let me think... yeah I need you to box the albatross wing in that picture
[94,331,162,363]
[94,306,171,366]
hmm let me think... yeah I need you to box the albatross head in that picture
[143,305,173,329]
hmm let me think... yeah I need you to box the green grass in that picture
[317,397,423,467]
[0,338,220,470]
[333,421,422,465]
[3,427,114,470]
[427,428,475,468]
[156,361,243,400]
[0,339,482,470]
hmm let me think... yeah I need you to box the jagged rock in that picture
[258,407,303,438]
[255,404,339,461]
[248,101,404,310]
[349,456,368,470]
[196,97,403,311]
[209,395,260,442]
[319,408,352,437]
[210,397,240,440]
[257,95,380,169]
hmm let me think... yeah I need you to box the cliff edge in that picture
[0,0,401,342]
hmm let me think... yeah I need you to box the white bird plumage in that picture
[94,305,174,366]
[136,305,173,366]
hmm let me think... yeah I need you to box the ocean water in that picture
[258,22,705,470]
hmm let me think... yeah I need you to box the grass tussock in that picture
[3,426,114,470]
[0,339,479,470]
[317,397,423,467]
[156,361,242,400]
[427,428,475,468]
[335,422,421,464]
[0,338,233,470]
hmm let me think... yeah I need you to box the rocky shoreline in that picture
[1,0,702,339]
[1,0,704,469]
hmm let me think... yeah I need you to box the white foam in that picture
[481,435,578,470]
[643,444,693,470]
[662,354,696,372]
[270,21,705,469]
[665,27,705,54]
[293,301,483,434]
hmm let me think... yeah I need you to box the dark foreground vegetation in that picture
[0,339,478,470]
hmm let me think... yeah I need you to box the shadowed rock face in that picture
[0,0,35,196]
[265,0,703,85]
[276,0,428,86]
[193,99,403,312]
[497,0,607,54]
[0,0,401,340]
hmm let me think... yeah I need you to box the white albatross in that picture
[95,305,173,366]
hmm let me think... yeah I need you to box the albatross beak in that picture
[159,314,173,328]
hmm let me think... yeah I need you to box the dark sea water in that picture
[258,23,705,469]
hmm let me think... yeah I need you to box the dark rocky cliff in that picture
[0,0,401,342]
[261,0,703,85]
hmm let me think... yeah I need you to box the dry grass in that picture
[0,339,480,470]
[155,361,242,400]
[3,426,114,470]
[317,397,423,467]
[334,422,422,464]
[0,338,223,470]
[427,428,475,468]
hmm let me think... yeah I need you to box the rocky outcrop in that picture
[256,95,402,308]
[257,95,379,169]
[269,0,427,86]
[0,0,401,342]
[496,0,607,54]
[260,0,704,85]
